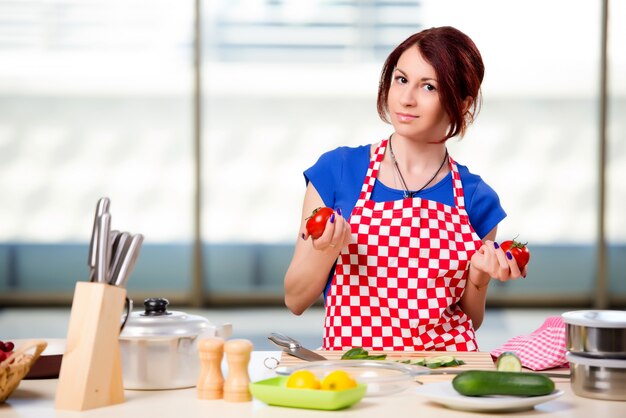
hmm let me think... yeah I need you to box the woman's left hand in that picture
[470,240,527,282]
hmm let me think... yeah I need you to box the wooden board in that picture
[279,350,496,383]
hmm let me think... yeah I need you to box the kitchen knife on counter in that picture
[268,332,327,361]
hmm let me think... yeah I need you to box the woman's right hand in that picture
[302,207,352,252]
[285,184,351,315]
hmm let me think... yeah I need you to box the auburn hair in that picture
[377,26,484,140]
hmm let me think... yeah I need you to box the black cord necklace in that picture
[388,136,448,199]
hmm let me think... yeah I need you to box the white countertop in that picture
[1,351,623,418]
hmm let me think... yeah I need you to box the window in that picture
[1,0,623,307]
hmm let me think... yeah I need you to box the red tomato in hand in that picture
[500,239,530,269]
[305,207,334,239]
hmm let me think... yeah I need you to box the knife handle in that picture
[268,333,301,350]
[108,232,131,284]
[94,213,112,283]
[88,197,110,280]
[114,234,144,287]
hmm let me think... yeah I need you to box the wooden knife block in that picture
[55,282,126,411]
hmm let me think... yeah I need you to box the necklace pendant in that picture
[388,135,448,201]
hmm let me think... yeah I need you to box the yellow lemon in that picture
[320,370,357,391]
[286,370,321,389]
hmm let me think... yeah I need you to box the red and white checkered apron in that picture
[323,138,483,351]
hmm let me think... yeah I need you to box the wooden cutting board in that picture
[278,350,496,383]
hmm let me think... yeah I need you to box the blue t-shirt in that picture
[304,144,507,299]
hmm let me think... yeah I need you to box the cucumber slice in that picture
[436,356,457,366]
[397,356,464,368]
[426,361,443,369]
[425,358,443,368]
[496,352,522,372]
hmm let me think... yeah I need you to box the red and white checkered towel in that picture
[490,316,568,371]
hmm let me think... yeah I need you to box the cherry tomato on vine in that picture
[0,340,14,362]
[305,207,334,239]
[500,239,530,269]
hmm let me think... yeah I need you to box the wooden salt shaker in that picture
[223,339,254,402]
[197,337,225,400]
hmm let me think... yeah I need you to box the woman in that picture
[284,26,526,351]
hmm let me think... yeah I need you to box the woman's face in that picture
[387,46,450,142]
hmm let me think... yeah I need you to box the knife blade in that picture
[88,197,110,281]
[268,333,327,361]
[109,229,120,258]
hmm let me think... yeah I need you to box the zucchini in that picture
[452,371,555,397]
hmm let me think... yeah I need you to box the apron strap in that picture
[358,139,387,202]
[448,156,467,213]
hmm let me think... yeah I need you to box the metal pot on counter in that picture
[119,298,232,390]
[562,310,626,401]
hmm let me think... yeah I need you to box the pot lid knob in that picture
[142,298,172,316]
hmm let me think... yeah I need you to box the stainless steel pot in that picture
[566,352,626,401]
[119,298,232,390]
[562,310,626,358]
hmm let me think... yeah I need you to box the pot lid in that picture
[562,310,626,328]
[120,298,212,339]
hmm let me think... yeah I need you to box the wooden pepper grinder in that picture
[197,337,225,400]
[223,339,254,402]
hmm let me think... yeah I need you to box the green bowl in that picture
[249,376,367,410]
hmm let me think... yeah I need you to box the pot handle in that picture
[119,297,133,333]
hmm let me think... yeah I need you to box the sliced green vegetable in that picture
[444,357,465,367]
[436,355,455,365]
[364,354,387,360]
[340,347,387,360]
[425,358,443,368]
[396,356,465,368]
[496,352,523,372]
